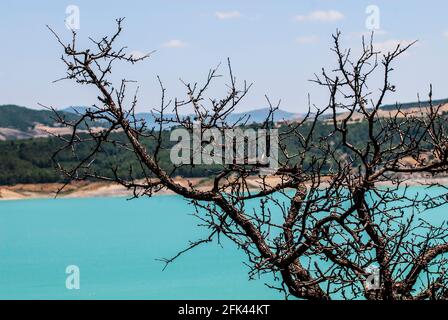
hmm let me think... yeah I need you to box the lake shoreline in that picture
[1,176,447,201]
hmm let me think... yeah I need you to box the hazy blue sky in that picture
[0,0,447,113]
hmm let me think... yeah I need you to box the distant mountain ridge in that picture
[1,98,447,140]
[0,105,73,131]
[0,105,82,141]
[380,98,448,110]
[61,106,303,128]
[63,98,448,123]
[0,104,303,140]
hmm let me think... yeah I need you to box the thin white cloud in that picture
[161,39,188,49]
[215,11,242,20]
[294,10,344,23]
[295,35,319,45]
[444,31,448,38]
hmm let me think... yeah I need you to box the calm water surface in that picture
[0,195,280,299]
[0,187,446,299]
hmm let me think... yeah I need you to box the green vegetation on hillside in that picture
[0,100,444,185]
[0,131,224,185]
[380,98,448,111]
[0,116,430,185]
[0,105,80,131]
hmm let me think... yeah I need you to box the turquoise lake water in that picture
[0,187,446,300]
[0,195,281,300]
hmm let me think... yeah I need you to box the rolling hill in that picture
[0,98,447,185]
[2,98,447,141]
[62,106,303,128]
[0,105,104,141]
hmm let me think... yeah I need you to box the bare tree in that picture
[47,20,448,300]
